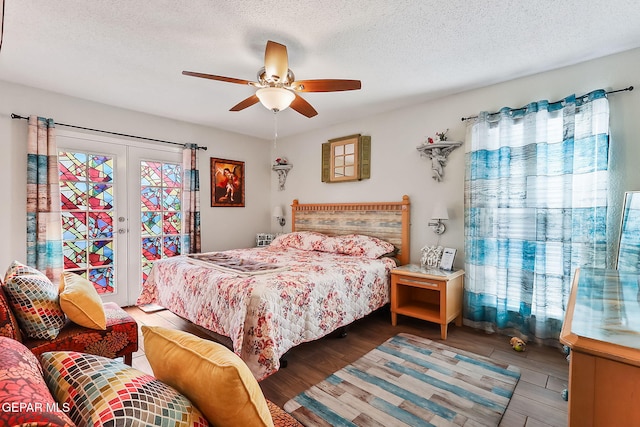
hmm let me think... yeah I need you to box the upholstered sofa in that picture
[0,333,302,426]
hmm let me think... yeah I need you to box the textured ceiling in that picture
[1,1,640,140]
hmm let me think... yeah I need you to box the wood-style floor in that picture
[125,306,568,427]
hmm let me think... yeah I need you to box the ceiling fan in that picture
[182,40,361,118]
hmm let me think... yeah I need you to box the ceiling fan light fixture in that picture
[256,87,295,112]
[183,41,359,118]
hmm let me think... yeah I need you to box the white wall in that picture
[0,80,272,271]
[1,47,638,272]
[271,48,640,268]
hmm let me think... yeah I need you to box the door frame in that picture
[56,129,182,306]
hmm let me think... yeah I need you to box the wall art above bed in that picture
[321,134,371,183]
[210,157,245,207]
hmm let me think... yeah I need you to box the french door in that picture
[57,131,183,306]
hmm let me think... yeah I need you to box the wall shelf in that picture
[416,141,462,182]
[272,163,293,191]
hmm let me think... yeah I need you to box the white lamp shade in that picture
[272,206,284,218]
[431,202,449,220]
[256,87,295,112]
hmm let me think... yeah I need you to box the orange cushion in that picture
[142,326,274,427]
[59,272,106,330]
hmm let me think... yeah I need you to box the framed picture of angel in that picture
[210,157,245,207]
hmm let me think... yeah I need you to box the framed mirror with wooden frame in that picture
[321,134,371,183]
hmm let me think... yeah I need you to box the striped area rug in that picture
[283,333,520,426]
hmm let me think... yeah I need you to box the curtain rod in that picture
[460,85,634,122]
[10,113,207,151]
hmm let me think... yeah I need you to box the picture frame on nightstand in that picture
[439,247,456,270]
[256,233,275,247]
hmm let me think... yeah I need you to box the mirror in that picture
[617,191,640,271]
[321,134,371,183]
[333,139,356,179]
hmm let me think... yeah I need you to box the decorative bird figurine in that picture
[510,337,526,352]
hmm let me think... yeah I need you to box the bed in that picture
[137,196,410,380]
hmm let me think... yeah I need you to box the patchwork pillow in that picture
[142,326,274,427]
[59,272,106,330]
[0,337,75,427]
[330,234,396,258]
[40,351,209,427]
[0,285,22,341]
[269,231,328,252]
[4,272,66,340]
[4,259,45,282]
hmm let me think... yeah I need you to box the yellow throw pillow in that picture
[142,326,274,427]
[59,272,107,330]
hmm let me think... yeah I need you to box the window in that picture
[140,161,183,285]
[59,151,115,293]
[59,151,185,293]
[464,90,610,340]
[58,134,186,306]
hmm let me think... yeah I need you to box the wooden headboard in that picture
[291,195,411,265]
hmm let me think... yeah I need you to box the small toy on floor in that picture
[510,337,526,352]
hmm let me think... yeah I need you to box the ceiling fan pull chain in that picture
[273,111,278,150]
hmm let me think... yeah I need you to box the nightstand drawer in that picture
[393,275,443,290]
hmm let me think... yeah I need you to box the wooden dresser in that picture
[560,268,640,426]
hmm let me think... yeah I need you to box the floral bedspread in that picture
[137,246,396,380]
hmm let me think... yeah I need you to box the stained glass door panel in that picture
[140,161,182,285]
[59,151,116,294]
[57,133,183,306]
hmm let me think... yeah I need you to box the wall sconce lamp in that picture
[272,206,286,227]
[428,203,449,235]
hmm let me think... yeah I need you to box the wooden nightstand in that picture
[390,264,465,339]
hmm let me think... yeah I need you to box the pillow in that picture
[4,272,66,340]
[40,351,209,427]
[59,272,106,330]
[0,285,22,341]
[142,326,274,427]
[330,234,396,258]
[4,259,45,282]
[269,231,328,252]
[0,337,75,427]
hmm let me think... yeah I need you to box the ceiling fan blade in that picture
[291,79,361,92]
[290,93,318,118]
[229,95,260,111]
[264,40,289,82]
[182,71,253,86]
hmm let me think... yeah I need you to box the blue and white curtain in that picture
[26,116,63,283]
[464,90,610,342]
